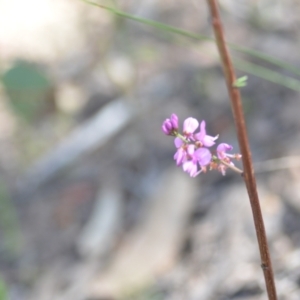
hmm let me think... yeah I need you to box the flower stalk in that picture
[206,0,277,299]
[219,158,243,174]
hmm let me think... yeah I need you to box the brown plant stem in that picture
[206,1,277,299]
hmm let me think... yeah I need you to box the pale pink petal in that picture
[194,120,206,141]
[202,134,219,147]
[187,144,195,156]
[174,148,186,166]
[183,117,199,134]
[182,161,199,177]
[195,121,218,147]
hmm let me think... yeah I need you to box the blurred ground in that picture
[1,0,300,299]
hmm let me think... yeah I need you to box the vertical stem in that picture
[206,1,277,299]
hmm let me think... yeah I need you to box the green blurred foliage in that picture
[0,279,8,300]
[122,285,164,300]
[1,61,52,122]
[0,182,21,261]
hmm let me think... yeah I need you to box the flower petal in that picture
[187,144,195,156]
[217,143,233,159]
[202,134,219,147]
[182,160,199,177]
[174,137,183,148]
[194,121,218,147]
[183,117,199,134]
[162,124,169,135]
[200,120,206,134]
[194,148,212,166]
[174,148,186,166]
[195,120,206,141]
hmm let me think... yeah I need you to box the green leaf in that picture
[233,76,248,88]
[1,61,51,121]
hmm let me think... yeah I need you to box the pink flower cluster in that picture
[162,114,241,177]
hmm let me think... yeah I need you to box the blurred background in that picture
[1,0,300,299]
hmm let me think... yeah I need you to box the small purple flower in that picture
[183,117,199,139]
[195,121,218,147]
[182,146,212,177]
[217,143,233,159]
[182,145,200,177]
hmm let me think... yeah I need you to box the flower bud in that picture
[162,119,173,135]
[170,114,179,130]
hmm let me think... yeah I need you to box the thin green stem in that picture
[80,0,300,84]
[80,0,211,41]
